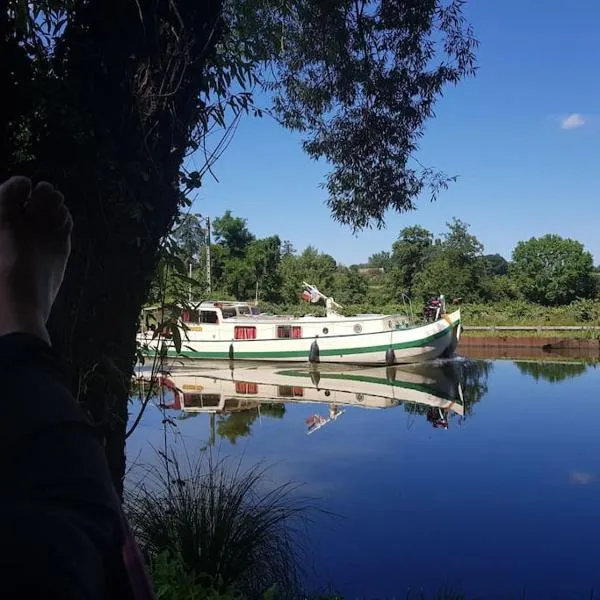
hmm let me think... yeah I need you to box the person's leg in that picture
[0,177,136,599]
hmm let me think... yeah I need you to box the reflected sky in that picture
[127,358,600,599]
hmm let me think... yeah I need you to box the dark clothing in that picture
[0,334,147,599]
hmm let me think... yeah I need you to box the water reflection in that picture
[514,360,589,383]
[151,359,492,442]
[129,356,600,598]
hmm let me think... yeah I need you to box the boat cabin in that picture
[181,301,261,325]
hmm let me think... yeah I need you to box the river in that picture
[127,352,600,599]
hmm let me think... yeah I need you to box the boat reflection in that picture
[151,360,491,438]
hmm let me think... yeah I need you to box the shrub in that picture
[126,451,310,599]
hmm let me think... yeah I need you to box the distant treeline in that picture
[150,211,600,310]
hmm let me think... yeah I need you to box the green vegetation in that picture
[161,215,600,333]
[515,361,589,383]
[462,299,600,326]
[127,452,308,599]
[217,403,286,445]
[511,235,596,306]
[5,0,477,492]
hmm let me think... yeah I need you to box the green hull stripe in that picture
[273,369,457,402]
[147,321,460,360]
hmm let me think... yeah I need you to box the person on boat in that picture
[427,406,449,429]
[0,176,154,599]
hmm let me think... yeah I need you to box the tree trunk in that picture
[2,0,223,495]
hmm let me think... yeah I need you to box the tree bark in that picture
[3,0,223,495]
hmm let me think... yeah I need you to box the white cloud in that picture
[561,113,585,130]
[570,470,595,485]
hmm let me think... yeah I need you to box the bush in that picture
[126,451,310,599]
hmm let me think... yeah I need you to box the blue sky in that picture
[193,0,600,265]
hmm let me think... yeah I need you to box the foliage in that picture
[462,298,600,326]
[333,266,369,305]
[388,226,434,299]
[126,451,308,599]
[510,235,596,306]
[515,361,588,383]
[278,246,339,304]
[149,551,240,600]
[482,253,509,277]
[4,0,479,494]
[217,404,285,444]
[264,0,478,228]
[173,214,210,265]
[367,251,391,270]
[213,211,255,258]
[412,219,486,302]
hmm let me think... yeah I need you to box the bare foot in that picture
[0,176,72,342]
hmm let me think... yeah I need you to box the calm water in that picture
[128,355,600,599]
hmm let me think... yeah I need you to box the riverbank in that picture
[459,327,600,351]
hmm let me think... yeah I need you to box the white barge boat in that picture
[139,284,461,365]
[153,362,464,417]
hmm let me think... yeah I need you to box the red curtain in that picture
[235,382,258,394]
[234,326,256,340]
[277,326,302,338]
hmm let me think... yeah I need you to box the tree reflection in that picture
[402,360,493,425]
[217,403,286,444]
[515,361,588,383]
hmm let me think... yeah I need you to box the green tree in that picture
[515,361,587,383]
[281,240,296,259]
[212,210,255,258]
[209,211,282,301]
[333,266,369,305]
[368,251,391,270]
[172,214,208,265]
[510,235,595,305]
[247,235,282,302]
[219,258,256,300]
[217,403,285,444]
[482,253,509,276]
[279,246,338,303]
[3,0,476,490]
[389,226,434,299]
[413,219,486,302]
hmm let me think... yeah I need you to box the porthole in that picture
[354,323,363,333]
[322,327,329,334]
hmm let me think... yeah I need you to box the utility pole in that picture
[205,216,211,294]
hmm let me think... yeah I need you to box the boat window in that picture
[182,309,200,323]
[234,326,256,340]
[200,310,219,324]
[235,381,258,395]
[277,325,302,339]
[222,307,237,319]
[278,386,304,397]
[183,393,221,408]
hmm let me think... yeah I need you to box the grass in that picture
[126,450,312,600]
[462,299,600,327]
